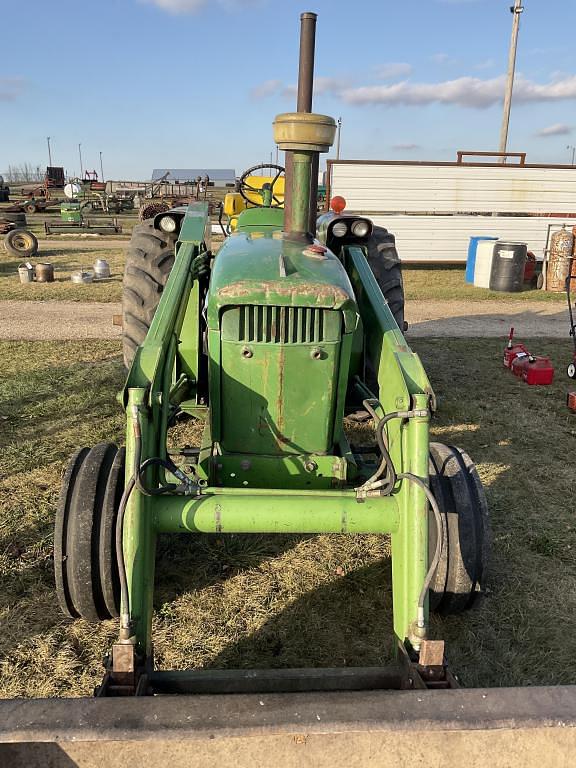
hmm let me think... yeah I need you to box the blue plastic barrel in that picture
[466,236,499,283]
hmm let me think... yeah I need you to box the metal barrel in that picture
[34,263,54,283]
[2,686,576,766]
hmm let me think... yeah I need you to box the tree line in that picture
[1,164,44,182]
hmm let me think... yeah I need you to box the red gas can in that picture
[504,343,529,369]
[503,327,529,369]
[522,356,555,386]
[511,352,530,377]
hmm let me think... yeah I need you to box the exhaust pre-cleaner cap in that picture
[273,112,336,153]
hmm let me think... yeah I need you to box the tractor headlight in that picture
[331,221,348,238]
[351,219,370,238]
[159,215,177,233]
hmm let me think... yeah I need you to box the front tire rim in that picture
[12,234,32,250]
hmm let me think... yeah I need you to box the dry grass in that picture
[1,337,575,697]
[0,235,226,303]
[0,247,125,302]
[404,265,565,302]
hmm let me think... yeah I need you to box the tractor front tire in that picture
[428,442,491,615]
[122,220,177,368]
[55,443,125,621]
[365,226,405,331]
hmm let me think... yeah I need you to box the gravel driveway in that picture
[0,299,569,340]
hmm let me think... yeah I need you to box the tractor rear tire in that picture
[54,443,124,621]
[122,220,177,368]
[428,442,491,615]
[365,226,405,331]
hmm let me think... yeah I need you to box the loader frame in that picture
[103,202,440,695]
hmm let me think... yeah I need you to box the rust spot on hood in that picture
[217,280,352,308]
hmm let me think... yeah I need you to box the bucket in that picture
[473,240,496,288]
[18,263,34,283]
[466,236,498,283]
[71,271,94,284]
[35,263,54,283]
[93,258,111,279]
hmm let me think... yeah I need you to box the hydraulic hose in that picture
[397,472,443,631]
[358,401,443,635]
[360,402,412,494]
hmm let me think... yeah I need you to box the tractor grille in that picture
[221,305,341,344]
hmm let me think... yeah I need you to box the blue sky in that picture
[2,0,576,180]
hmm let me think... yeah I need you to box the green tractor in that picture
[55,12,489,696]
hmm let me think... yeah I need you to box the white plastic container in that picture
[473,240,496,288]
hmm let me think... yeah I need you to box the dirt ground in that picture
[0,299,569,340]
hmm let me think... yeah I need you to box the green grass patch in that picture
[0,338,575,696]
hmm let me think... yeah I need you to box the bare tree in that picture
[3,163,44,183]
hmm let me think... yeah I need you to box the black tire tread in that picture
[66,443,118,621]
[428,442,491,615]
[54,447,90,618]
[122,221,177,367]
[99,447,125,618]
[365,226,405,330]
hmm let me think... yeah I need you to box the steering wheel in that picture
[237,163,285,208]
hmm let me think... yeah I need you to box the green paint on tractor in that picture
[53,11,490,698]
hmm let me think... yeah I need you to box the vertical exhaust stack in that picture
[274,12,336,240]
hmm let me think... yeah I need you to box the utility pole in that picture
[336,117,342,160]
[47,137,52,167]
[568,145,576,166]
[99,151,104,181]
[499,0,524,161]
[78,143,83,178]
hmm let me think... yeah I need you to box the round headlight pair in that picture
[158,215,177,233]
[331,219,370,238]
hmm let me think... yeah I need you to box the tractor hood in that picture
[207,231,357,332]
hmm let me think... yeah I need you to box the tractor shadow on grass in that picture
[193,338,576,688]
[406,305,570,340]
[202,559,395,671]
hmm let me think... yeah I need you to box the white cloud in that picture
[340,74,576,109]
[536,123,572,138]
[0,78,24,101]
[250,79,282,100]
[253,76,349,100]
[375,63,413,80]
[144,0,207,11]
[432,53,452,64]
[143,0,257,13]
[392,143,420,150]
[0,77,24,101]
[475,58,495,71]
